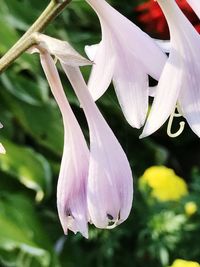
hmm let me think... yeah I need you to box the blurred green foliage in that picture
[0,0,200,266]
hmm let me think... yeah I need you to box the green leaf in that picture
[0,138,52,201]
[0,88,64,155]
[1,71,48,105]
[0,193,60,267]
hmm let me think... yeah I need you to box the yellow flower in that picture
[170,259,200,267]
[139,166,188,201]
[185,202,198,216]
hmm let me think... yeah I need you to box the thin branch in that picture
[0,0,72,74]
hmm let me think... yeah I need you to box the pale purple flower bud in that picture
[33,39,91,238]
[61,64,133,229]
[85,0,167,129]
[32,33,133,233]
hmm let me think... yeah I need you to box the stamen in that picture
[107,214,114,220]
[106,213,120,229]
[106,221,119,229]
[167,105,185,138]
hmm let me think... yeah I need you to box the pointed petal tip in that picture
[60,56,92,67]
[126,117,144,129]
[139,133,146,139]
[121,108,146,129]
[139,127,154,139]
[62,222,89,239]
[85,44,99,61]
[82,230,89,239]
[139,124,153,138]
[31,33,92,67]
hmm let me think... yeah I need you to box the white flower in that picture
[32,34,133,235]
[141,0,200,138]
[85,0,166,129]
[62,64,133,229]
[31,35,91,238]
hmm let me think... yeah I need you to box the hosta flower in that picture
[30,36,91,238]
[141,0,200,138]
[61,64,133,228]
[85,0,166,129]
[32,34,133,233]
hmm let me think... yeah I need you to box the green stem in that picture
[0,0,72,74]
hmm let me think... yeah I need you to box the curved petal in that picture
[86,0,167,80]
[40,53,89,238]
[141,0,200,138]
[111,19,167,81]
[87,35,115,101]
[140,47,183,138]
[62,64,133,229]
[85,43,99,61]
[57,129,89,237]
[113,48,148,128]
[178,46,200,137]
[31,34,91,66]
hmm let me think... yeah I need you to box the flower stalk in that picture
[0,0,72,74]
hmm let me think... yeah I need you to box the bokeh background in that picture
[0,0,200,266]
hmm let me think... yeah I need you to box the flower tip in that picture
[72,56,93,67]
[66,227,89,239]
[128,119,144,130]
[84,44,99,61]
[139,132,146,139]
[81,230,89,239]
[139,125,154,139]
[123,112,144,129]
[0,143,6,154]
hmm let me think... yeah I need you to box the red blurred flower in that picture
[135,0,200,39]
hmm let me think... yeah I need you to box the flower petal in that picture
[31,34,92,66]
[178,50,200,137]
[62,64,133,229]
[141,0,200,138]
[86,0,167,80]
[85,43,99,61]
[40,52,89,238]
[140,47,183,138]
[113,48,148,128]
[87,33,115,101]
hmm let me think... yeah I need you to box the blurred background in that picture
[0,0,200,266]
